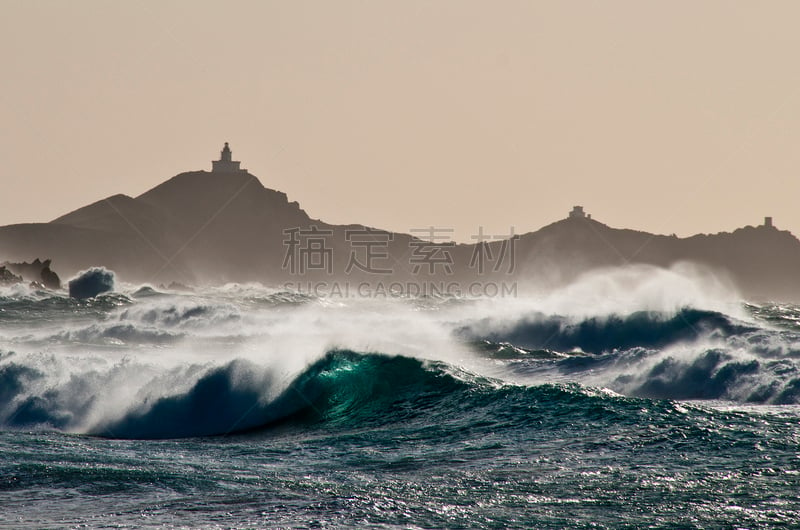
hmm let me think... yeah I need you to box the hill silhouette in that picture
[0,167,798,301]
[508,215,800,299]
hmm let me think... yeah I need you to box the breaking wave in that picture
[2,270,800,441]
[459,308,758,354]
[0,348,709,439]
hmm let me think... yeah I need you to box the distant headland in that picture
[0,143,798,301]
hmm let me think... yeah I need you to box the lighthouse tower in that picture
[212,142,246,173]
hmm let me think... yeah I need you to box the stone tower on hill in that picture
[212,142,247,173]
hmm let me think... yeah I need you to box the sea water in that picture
[1,270,799,528]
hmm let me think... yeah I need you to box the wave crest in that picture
[462,308,758,354]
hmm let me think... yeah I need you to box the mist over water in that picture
[2,265,800,527]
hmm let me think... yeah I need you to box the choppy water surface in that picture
[1,270,799,528]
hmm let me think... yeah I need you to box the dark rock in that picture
[40,265,61,290]
[0,266,23,285]
[2,259,61,289]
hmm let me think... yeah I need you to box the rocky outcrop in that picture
[0,266,23,285]
[1,258,61,289]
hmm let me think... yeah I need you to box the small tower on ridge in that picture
[569,205,586,219]
[212,142,246,173]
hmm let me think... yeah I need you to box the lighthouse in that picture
[211,142,246,173]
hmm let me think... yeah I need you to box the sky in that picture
[1,1,799,242]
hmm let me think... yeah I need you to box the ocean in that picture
[1,268,799,528]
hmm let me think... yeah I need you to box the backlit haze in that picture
[2,1,799,242]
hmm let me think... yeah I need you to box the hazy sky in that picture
[2,1,799,241]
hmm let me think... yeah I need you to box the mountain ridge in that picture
[1,169,798,301]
